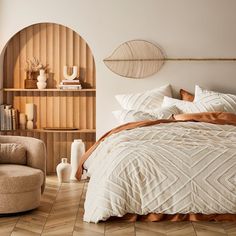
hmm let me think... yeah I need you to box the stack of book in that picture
[0,105,19,131]
[59,79,82,90]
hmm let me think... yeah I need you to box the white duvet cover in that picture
[83,122,236,223]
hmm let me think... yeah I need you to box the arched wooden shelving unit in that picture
[1,23,96,173]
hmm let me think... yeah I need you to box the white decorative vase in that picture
[56,158,72,183]
[19,113,26,130]
[70,139,85,180]
[25,103,34,129]
[37,82,47,89]
[26,120,34,130]
[37,69,47,89]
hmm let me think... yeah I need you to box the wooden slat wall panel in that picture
[6,39,13,104]
[3,23,96,173]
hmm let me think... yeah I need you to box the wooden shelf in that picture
[0,129,96,133]
[3,88,96,92]
[2,23,96,173]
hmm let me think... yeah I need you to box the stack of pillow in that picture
[113,84,235,124]
[168,85,236,113]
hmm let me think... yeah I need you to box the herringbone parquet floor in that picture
[0,176,235,236]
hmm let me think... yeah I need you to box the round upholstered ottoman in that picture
[0,164,44,213]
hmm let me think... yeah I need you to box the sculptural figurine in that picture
[63,66,78,80]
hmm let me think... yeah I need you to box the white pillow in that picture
[112,106,180,124]
[194,85,236,113]
[112,110,155,124]
[115,84,172,110]
[162,96,224,113]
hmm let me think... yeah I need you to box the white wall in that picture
[1,0,236,137]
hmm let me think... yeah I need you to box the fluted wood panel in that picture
[3,23,96,173]
[4,23,95,89]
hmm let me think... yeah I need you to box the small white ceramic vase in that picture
[25,103,34,129]
[70,139,85,180]
[56,158,72,183]
[26,120,34,129]
[37,82,47,89]
[37,69,47,89]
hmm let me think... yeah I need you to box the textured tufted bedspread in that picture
[82,120,236,223]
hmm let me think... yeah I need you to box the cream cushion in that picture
[194,85,236,113]
[162,96,225,113]
[112,106,180,124]
[0,143,26,164]
[0,164,44,194]
[115,84,172,110]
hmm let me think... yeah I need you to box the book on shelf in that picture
[59,84,82,90]
[60,79,81,85]
[0,104,19,131]
[61,82,81,85]
[59,79,82,90]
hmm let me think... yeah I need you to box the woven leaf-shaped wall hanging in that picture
[103,40,165,79]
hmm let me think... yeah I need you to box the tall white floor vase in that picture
[70,139,85,180]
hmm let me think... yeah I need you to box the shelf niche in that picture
[2,22,96,174]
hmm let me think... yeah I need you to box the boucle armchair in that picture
[0,135,46,213]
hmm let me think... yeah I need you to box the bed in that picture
[76,85,236,223]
